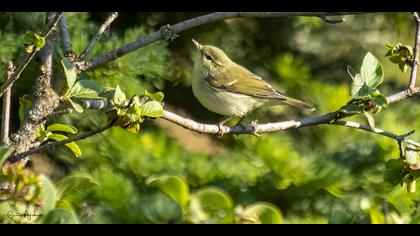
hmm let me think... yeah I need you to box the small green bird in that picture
[191,39,315,126]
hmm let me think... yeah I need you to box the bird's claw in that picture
[250,120,260,137]
[217,122,226,137]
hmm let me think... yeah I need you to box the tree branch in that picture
[1,62,14,145]
[59,14,73,55]
[0,12,62,98]
[9,13,61,158]
[9,121,114,162]
[409,12,420,89]
[84,12,368,71]
[80,12,118,59]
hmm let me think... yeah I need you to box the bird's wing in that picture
[205,62,286,100]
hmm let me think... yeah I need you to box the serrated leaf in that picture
[55,175,97,200]
[68,99,83,113]
[40,175,57,214]
[240,202,283,224]
[0,146,15,167]
[146,174,190,210]
[42,208,80,224]
[46,123,78,134]
[189,187,234,224]
[361,52,384,88]
[70,79,102,99]
[141,101,164,117]
[364,112,375,128]
[48,134,82,158]
[61,58,77,90]
[113,86,126,106]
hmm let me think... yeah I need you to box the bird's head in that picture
[192,39,231,73]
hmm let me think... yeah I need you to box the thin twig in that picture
[80,12,118,59]
[9,121,114,162]
[409,12,420,89]
[84,12,367,71]
[0,12,63,98]
[59,14,73,55]
[1,62,14,145]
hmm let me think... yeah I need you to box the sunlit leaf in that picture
[141,101,163,117]
[68,99,83,113]
[48,134,82,158]
[113,86,126,106]
[360,52,384,88]
[46,123,78,134]
[61,58,77,90]
[239,202,283,224]
[189,186,234,223]
[364,112,375,128]
[146,174,190,210]
[70,79,102,99]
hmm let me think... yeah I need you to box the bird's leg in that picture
[217,116,234,137]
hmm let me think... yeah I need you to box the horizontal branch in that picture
[84,12,368,71]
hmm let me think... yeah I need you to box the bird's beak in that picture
[192,39,203,51]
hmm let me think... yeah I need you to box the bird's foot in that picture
[250,119,260,137]
[217,122,226,137]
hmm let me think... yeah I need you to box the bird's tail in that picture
[282,96,316,111]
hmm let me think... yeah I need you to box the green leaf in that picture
[125,123,140,133]
[113,86,127,106]
[141,101,164,117]
[68,98,84,113]
[329,209,353,224]
[0,146,15,167]
[189,186,234,223]
[146,174,190,210]
[22,31,35,44]
[354,82,375,98]
[383,159,404,186]
[370,91,387,109]
[346,65,358,80]
[61,58,77,90]
[40,175,57,214]
[55,175,97,200]
[145,90,164,102]
[48,133,82,158]
[46,123,78,134]
[360,52,384,88]
[33,35,45,49]
[367,208,386,224]
[407,179,416,193]
[364,112,375,128]
[70,79,102,99]
[240,202,283,224]
[42,208,80,224]
[18,95,32,122]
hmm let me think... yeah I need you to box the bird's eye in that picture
[205,54,213,61]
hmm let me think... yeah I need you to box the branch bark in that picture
[84,12,368,71]
[59,14,73,55]
[80,12,118,59]
[1,62,14,145]
[9,13,61,157]
[409,12,420,89]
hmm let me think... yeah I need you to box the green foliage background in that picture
[1,12,420,224]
